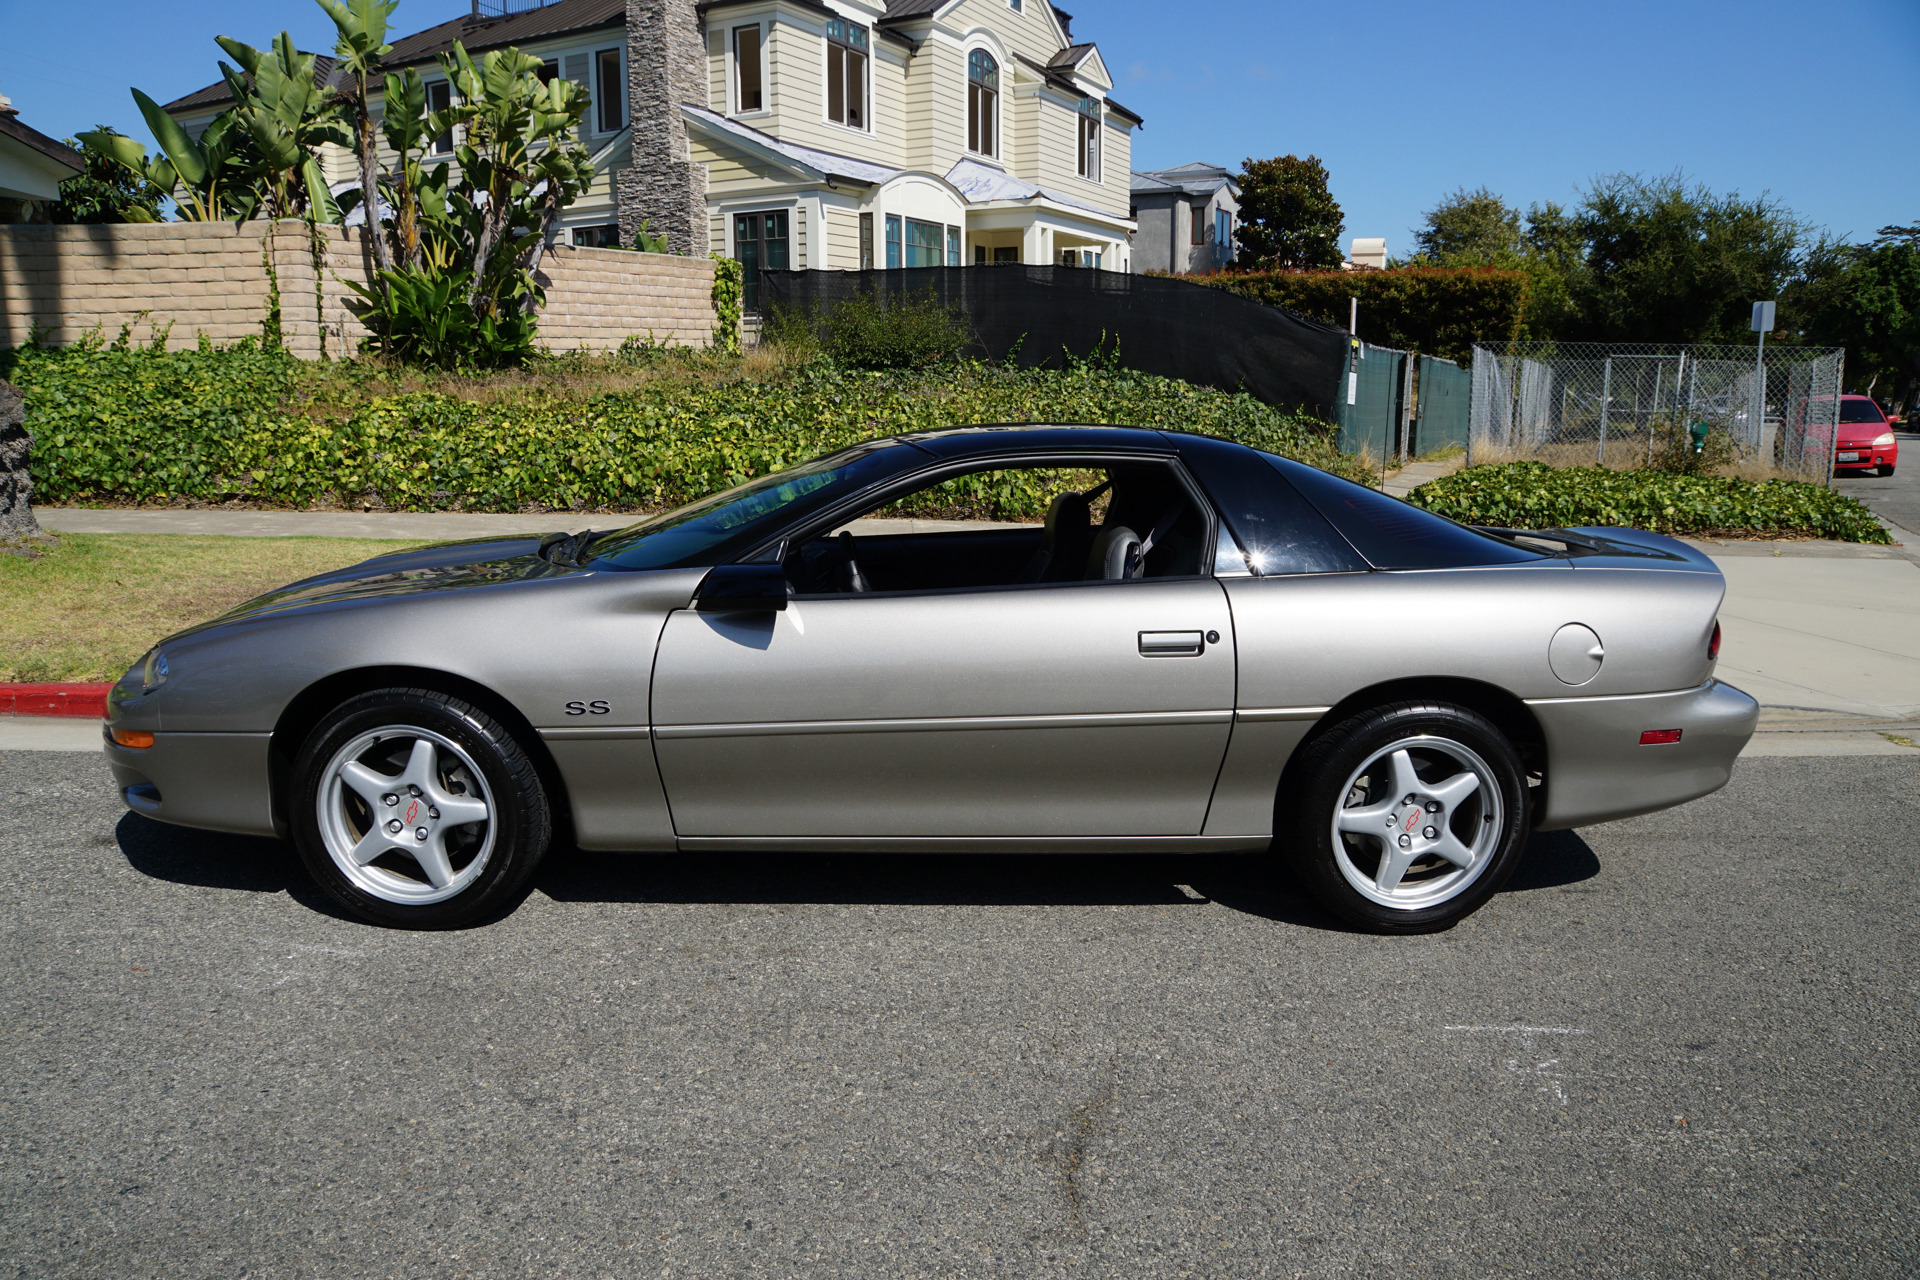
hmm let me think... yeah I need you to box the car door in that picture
[649,575,1236,840]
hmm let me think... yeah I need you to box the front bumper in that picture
[1527,679,1759,831]
[103,727,278,837]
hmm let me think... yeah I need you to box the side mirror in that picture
[695,562,789,612]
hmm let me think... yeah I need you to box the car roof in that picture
[900,424,1185,459]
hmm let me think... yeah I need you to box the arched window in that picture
[967,49,998,157]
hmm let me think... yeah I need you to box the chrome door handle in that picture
[1139,630,1205,657]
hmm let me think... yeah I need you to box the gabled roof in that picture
[684,104,899,186]
[163,0,625,113]
[0,112,86,177]
[1011,53,1138,124]
[1130,162,1238,198]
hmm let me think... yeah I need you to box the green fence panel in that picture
[1415,355,1470,455]
[1338,343,1405,457]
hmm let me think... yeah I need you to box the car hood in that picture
[188,534,582,631]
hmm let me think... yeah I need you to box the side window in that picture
[1176,438,1366,576]
[825,18,869,128]
[1273,454,1548,570]
[967,50,998,157]
[594,47,624,134]
[781,462,1209,597]
[424,80,455,156]
[733,25,764,113]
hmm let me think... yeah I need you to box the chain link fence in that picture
[1469,342,1847,480]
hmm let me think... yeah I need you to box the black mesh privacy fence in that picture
[759,266,1349,419]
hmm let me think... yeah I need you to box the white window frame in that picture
[966,45,1000,159]
[731,22,767,116]
[591,45,626,135]
[821,16,870,133]
[423,78,456,157]
[1076,98,1102,182]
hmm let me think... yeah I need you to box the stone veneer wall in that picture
[619,0,708,257]
[0,221,715,356]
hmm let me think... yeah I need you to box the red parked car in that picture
[1791,395,1900,476]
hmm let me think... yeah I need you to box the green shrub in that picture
[768,291,973,370]
[1644,419,1741,477]
[1408,461,1892,543]
[4,342,1366,518]
[1184,266,1527,363]
[348,266,538,369]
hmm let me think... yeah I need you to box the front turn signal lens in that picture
[1640,729,1683,746]
[111,728,155,749]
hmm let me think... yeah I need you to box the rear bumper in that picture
[1527,680,1759,831]
[104,728,278,837]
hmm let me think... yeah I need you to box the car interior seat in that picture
[1018,491,1096,583]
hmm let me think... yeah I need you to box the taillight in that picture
[1640,729,1683,745]
[1708,620,1721,660]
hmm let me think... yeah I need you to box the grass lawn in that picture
[1,533,426,684]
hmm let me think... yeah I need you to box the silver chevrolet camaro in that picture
[104,426,1758,932]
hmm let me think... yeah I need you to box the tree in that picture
[47,128,166,223]
[1413,186,1522,262]
[214,32,349,222]
[73,0,597,367]
[318,0,400,275]
[1566,172,1804,345]
[1236,155,1344,270]
[1408,188,1583,340]
[1784,225,1920,410]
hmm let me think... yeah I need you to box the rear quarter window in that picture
[1174,436,1367,575]
[1271,456,1547,570]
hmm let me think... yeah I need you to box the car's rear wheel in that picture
[290,688,551,929]
[1278,701,1528,933]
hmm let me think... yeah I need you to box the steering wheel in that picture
[837,530,871,593]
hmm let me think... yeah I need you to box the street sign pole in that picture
[1751,301,1775,462]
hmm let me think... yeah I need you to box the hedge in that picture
[1185,266,1527,364]
[2,341,1367,517]
[1408,462,1893,544]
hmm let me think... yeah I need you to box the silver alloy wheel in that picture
[1330,734,1505,911]
[317,726,495,905]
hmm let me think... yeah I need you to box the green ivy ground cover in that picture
[1408,461,1892,544]
[3,342,1364,518]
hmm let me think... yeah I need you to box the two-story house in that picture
[163,0,1141,309]
[1129,161,1237,275]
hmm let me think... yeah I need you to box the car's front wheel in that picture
[290,688,552,929]
[1877,463,1896,477]
[1278,701,1529,933]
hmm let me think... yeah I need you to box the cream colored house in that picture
[163,0,1141,308]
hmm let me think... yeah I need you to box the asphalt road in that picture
[3,751,1916,1280]
[1834,428,1920,536]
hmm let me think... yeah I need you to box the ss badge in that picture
[564,700,612,716]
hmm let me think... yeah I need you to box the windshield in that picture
[1839,400,1887,424]
[588,440,920,570]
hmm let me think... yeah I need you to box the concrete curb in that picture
[0,683,110,717]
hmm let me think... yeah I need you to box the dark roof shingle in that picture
[163,0,624,113]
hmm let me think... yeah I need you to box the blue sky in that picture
[3,0,1913,250]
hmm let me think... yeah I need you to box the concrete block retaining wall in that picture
[0,221,715,356]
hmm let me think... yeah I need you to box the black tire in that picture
[1277,701,1529,934]
[1877,464,1896,477]
[290,687,552,929]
